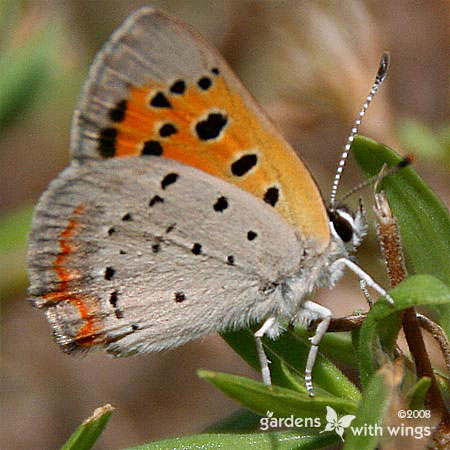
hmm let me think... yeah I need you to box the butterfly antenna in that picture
[336,155,413,205]
[329,52,391,210]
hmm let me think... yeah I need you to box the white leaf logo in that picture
[320,406,356,442]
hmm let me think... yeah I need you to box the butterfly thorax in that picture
[265,201,367,332]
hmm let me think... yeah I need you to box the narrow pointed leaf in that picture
[127,431,339,450]
[198,370,357,423]
[204,408,262,433]
[294,327,356,367]
[222,327,360,402]
[343,366,393,450]
[61,404,114,450]
[407,377,431,410]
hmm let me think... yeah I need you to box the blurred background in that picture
[0,0,448,448]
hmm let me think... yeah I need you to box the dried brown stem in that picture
[416,313,450,375]
[326,314,366,331]
[373,189,449,423]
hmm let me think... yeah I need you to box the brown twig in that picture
[416,313,450,375]
[325,314,366,331]
[373,187,449,425]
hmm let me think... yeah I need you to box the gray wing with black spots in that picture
[28,158,307,355]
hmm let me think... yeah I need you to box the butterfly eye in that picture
[329,209,354,243]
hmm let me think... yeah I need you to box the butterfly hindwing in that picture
[28,158,307,354]
[72,7,330,248]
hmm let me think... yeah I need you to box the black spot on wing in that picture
[231,154,258,176]
[247,231,257,241]
[109,100,127,122]
[142,140,163,156]
[170,80,186,94]
[161,173,179,190]
[98,128,117,158]
[104,267,115,280]
[211,67,220,75]
[121,213,132,221]
[150,92,172,108]
[191,243,202,255]
[159,123,177,137]
[264,186,279,207]
[195,113,227,140]
[174,291,186,303]
[108,227,116,236]
[213,196,228,212]
[109,291,118,308]
[198,76,212,90]
[227,255,235,265]
[109,291,124,319]
[166,223,175,233]
[149,195,164,207]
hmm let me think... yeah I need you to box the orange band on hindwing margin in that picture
[44,204,104,347]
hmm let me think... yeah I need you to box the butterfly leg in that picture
[359,279,374,306]
[254,316,276,385]
[333,258,394,304]
[302,301,332,397]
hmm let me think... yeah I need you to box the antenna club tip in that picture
[382,51,391,62]
[376,52,391,83]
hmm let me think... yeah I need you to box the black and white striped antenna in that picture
[329,52,390,210]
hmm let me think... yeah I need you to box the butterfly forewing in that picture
[72,7,330,248]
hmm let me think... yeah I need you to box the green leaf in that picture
[197,370,357,422]
[0,27,57,133]
[222,327,361,402]
[279,359,311,395]
[343,366,393,450]
[0,205,32,253]
[398,119,450,165]
[294,326,356,367]
[0,0,20,49]
[435,371,450,401]
[357,274,450,387]
[127,431,339,450]
[204,408,262,433]
[0,206,32,299]
[353,136,450,334]
[60,404,114,450]
[407,377,431,410]
[353,135,450,286]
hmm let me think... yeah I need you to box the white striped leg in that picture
[302,301,332,397]
[254,317,276,385]
[359,279,373,306]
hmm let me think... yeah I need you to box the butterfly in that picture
[27,7,391,396]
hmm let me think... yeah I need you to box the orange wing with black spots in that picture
[71,7,330,250]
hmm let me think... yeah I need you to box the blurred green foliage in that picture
[399,119,450,168]
[0,1,66,299]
